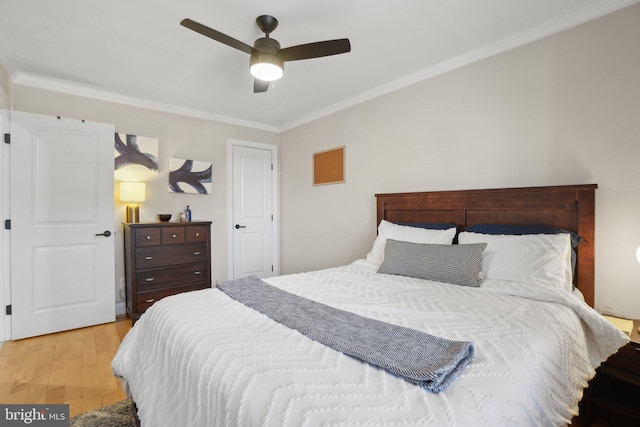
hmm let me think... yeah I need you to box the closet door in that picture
[231,144,275,279]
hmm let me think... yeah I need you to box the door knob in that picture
[235,224,247,229]
[95,230,112,237]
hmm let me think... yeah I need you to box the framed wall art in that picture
[114,133,159,181]
[168,158,212,194]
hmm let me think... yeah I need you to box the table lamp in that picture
[120,182,146,223]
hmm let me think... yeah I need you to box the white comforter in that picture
[112,260,628,427]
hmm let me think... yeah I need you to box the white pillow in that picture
[366,220,457,267]
[457,231,573,292]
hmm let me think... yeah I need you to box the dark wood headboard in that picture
[375,184,597,307]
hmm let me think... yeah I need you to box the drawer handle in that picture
[195,232,200,237]
[172,234,177,238]
[146,235,151,240]
[194,251,201,255]
[145,298,155,303]
[194,271,202,275]
[144,278,155,282]
[145,256,153,260]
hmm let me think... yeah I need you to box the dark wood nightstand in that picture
[582,319,640,426]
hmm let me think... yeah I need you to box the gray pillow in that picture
[378,240,487,287]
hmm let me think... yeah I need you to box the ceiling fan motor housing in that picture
[250,37,284,81]
[256,15,278,34]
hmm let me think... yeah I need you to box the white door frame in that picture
[226,139,279,280]
[1,110,8,342]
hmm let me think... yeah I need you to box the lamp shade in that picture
[120,182,146,202]
[250,53,284,81]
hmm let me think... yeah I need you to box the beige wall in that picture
[280,5,640,318]
[10,85,280,308]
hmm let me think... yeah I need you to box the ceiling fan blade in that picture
[180,18,254,55]
[280,39,351,62]
[254,79,270,93]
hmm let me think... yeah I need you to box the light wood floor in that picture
[0,316,131,418]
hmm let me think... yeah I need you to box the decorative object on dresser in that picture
[123,221,212,324]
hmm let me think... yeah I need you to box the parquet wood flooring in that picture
[0,316,131,417]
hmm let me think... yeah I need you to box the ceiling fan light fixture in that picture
[250,53,284,81]
[181,15,350,92]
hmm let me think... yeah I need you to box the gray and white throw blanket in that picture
[218,275,474,392]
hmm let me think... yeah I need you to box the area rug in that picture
[70,399,137,427]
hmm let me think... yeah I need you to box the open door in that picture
[10,111,115,339]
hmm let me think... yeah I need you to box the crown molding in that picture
[10,71,280,133]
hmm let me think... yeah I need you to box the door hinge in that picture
[271,214,273,221]
[271,265,274,272]
[5,305,11,315]
[3,133,9,144]
[271,163,273,171]
[4,219,10,230]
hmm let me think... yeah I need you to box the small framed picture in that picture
[313,146,345,186]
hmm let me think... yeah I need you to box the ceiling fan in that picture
[180,15,351,93]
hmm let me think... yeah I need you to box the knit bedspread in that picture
[112,260,629,427]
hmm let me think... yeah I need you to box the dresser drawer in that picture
[186,225,208,243]
[135,228,161,247]
[161,227,185,244]
[136,262,210,291]
[136,243,208,268]
[135,283,210,312]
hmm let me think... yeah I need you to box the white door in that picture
[231,144,275,279]
[10,111,115,340]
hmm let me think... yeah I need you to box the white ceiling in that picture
[0,0,636,132]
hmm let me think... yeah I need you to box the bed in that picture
[112,184,629,427]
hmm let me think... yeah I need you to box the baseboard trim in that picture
[115,301,126,317]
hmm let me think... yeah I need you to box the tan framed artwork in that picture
[313,146,345,185]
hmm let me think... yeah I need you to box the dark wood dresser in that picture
[123,221,212,324]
